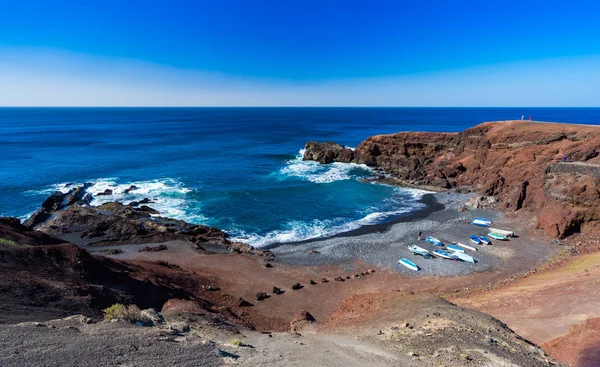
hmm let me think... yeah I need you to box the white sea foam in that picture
[278,149,372,183]
[230,205,418,248]
[29,178,206,223]
[85,178,206,222]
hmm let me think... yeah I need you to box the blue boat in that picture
[472,219,490,227]
[425,236,443,246]
[479,235,491,245]
[475,217,492,225]
[470,235,481,244]
[433,249,455,259]
[398,258,420,271]
[447,244,465,253]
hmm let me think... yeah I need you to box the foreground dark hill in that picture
[304,120,600,238]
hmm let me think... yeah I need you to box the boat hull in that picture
[425,236,443,246]
[470,235,481,244]
[398,258,419,271]
[447,244,465,253]
[457,242,477,251]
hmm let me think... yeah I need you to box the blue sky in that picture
[0,0,599,106]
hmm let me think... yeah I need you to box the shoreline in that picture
[262,192,444,249]
[270,191,557,278]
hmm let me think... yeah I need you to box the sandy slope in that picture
[454,252,600,366]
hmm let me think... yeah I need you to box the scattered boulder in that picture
[309,280,317,285]
[289,310,316,333]
[291,283,303,290]
[272,287,284,295]
[265,263,273,268]
[238,298,253,307]
[255,292,269,301]
[321,278,329,283]
[166,321,190,334]
[335,277,345,282]
[140,308,165,326]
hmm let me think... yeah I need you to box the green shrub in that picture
[103,304,144,323]
[103,304,127,321]
[0,238,16,246]
[230,338,242,347]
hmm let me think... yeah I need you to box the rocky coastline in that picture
[303,120,600,239]
[4,120,600,366]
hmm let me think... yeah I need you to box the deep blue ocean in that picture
[2,107,599,247]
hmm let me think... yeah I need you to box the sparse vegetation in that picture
[0,238,16,246]
[103,303,145,323]
[460,352,472,360]
[230,338,242,347]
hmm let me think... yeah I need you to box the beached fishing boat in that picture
[446,244,465,253]
[476,217,492,225]
[479,235,491,244]
[470,235,481,244]
[488,232,508,240]
[398,258,419,271]
[457,242,477,251]
[489,228,515,237]
[433,249,455,259]
[472,219,490,227]
[453,251,476,263]
[408,245,431,258]
[425,236,443,246]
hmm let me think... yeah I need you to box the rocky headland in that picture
[304,120,600,239]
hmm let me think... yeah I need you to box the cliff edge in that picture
[304,120,600,238]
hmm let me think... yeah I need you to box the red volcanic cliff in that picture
[305,120,600,238]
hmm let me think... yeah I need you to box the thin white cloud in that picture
[0,47,598,106]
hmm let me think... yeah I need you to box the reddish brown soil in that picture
[542,318,600,367]
[454,252,600,366]
[119,234,554,332]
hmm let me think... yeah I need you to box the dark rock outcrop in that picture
[23,184,262,254]
[302,142,354,164]
[23,183,93,229]
[0,218,196,324]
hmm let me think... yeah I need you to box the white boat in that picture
[489,228,515,237]
[456,242,477,251]
[475,217,492,225]
[488,232,508,240]
[479,235,491,245]
[433,249,455,259]
[426,236,443,246]
[446,244,465,253]
[453,252,476,263]
[408,245,431,258]
[398,258,419,271]
[472,219,490,227]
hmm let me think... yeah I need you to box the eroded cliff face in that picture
[304,121,600,238]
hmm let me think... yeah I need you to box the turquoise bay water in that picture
[1,108,599,247]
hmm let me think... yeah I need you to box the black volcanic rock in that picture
[303,141,354,164]
[23,183,93,229]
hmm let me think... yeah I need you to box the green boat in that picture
[487,232,508,240]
